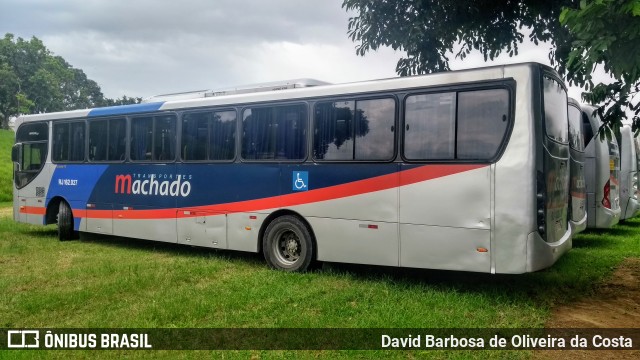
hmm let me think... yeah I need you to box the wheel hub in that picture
[279,232,300,262]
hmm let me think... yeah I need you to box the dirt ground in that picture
[537,258,640,359]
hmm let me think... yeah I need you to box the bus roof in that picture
[15,62,553,125]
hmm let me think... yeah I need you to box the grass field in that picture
[1,203,639,359]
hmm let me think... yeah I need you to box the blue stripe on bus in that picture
[80,163,401,210]
[88,102,165,117]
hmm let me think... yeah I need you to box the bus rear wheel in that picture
[263,215,314,272]
[58,201,77,241]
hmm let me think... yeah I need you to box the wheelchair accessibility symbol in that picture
[292,171,308,191]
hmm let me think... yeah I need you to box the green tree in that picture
[342,0,576,75]
[0,63,22,126]
[342,0,640,132]
[0,33,140,129]
[560,0,640,134]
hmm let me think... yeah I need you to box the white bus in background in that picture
[617,124,639,220]
[12,62,572,274]
[567,98,587,233]
[582,104,621,228]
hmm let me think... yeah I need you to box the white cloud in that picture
[1,0,401,98]
[0,0,604,102]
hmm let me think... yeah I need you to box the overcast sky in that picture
[1,0,584,100]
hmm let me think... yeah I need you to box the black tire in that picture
[263,215,315,272]
[58,201,77,241]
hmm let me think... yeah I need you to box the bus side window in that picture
[457,89,509,160]
[404,93,456,160]
[52,123,70,162]
[354,98,395,161]
[89,120,108,161]
[182,112,209,161]
[210,111,236,161]
[242,105,305,161]
[314,98,395,161]
[313,101,355,160]
[131,117,153,161]
[53,121,85,162]
[108,118,127,161]
[154,115,176,161]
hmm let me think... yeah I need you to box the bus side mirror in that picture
[11,144,21,170]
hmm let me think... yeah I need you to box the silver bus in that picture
[617,124,639,220]
[582,104,621,228]
[12,62,572,274]
[567,98,587,233]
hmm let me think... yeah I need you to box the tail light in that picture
[633,173,638,200]
[602,179,611,209]
[536,171,546,236]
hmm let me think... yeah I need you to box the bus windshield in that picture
[14,122,49,188]
[568,105,584,152]
[543,76,568,144]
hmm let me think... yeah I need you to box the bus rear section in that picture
[618,124,639,220]
[582,104,621,228]
[525,73,572,272]
[491,66,571,274]
[567,98,587,233]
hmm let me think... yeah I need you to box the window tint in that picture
[568,105,585,152]
[404,88,510,161]
[314,98,395,161]
[354,98,395,160]
[89,120,108,161]
[52,123,70,162]
[108,119,127,161]
[242,104,306,160]
[182,110,236,161]
[130,115,177,161]
[89,118,126,161]
[457,89,509,159]
[53,121,85,162]
[131,117,152,161]
[404,93,456,160]
[154,116,176,161]
[314,101,355,160]
[582,112,594,147]
[543,76,568,143]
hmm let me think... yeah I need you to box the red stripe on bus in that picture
[73,164,486,220]
[19,206,46,215]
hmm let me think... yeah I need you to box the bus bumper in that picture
[569,213,587,234]
[526,227,572,272]
[623,197,639,220]
[596,206,621,228]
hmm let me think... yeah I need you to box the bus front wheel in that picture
[58,201,77,241]
[263,215,314,272]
